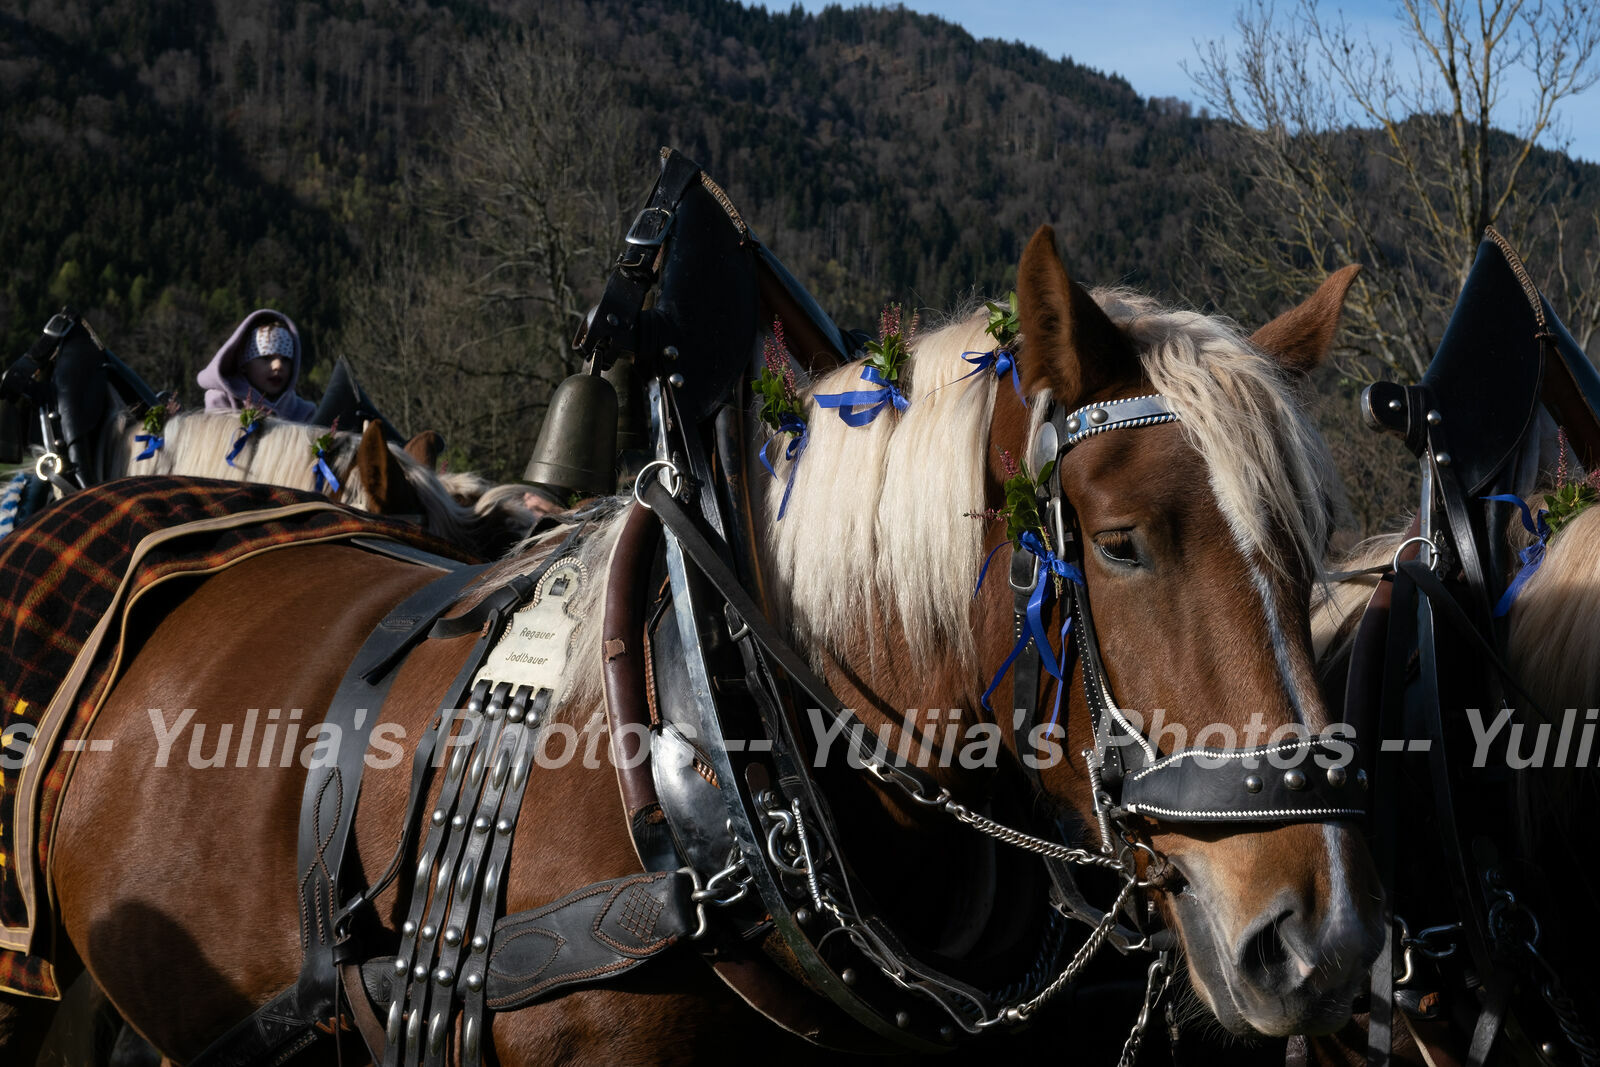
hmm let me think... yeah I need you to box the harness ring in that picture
[634,460,685,509]
[1392,535,1440,573]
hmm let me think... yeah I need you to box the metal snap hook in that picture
[680,866,711,940]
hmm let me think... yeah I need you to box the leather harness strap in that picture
[355,870,697,1016]
[574,149,704,371]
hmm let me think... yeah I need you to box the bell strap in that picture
[574,149,704,369]
[639,478,947,799]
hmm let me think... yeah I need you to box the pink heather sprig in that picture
[998,447,1020,480]
[1551,427,1600,492]
[239,399,270,430]
[879,303,901,343]
[755,317,804,432]
[763,317,797,392]
[1540,425,1600,538]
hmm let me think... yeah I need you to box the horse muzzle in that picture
[1163,824,1384,1037]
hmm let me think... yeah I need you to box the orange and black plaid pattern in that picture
[0,475,472,996]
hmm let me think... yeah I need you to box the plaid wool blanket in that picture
[0,476,474,997]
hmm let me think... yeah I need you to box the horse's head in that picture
[1005,228,1381,1034]
[758,230,1379,1040]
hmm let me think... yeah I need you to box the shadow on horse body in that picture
[1,229,1382,1063]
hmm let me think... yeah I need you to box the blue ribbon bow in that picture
[1483,494,1551,617]
[759,414,808,520]
[957,348,1023,397]
[313,448,341,494]
[134,433,164,460]
[814,366,910,426]
[975,530,1085,725]
[226,420,259,466]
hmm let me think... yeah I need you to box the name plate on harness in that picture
[473,558,587,695]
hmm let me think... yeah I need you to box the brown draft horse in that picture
[1,229,1382,1063]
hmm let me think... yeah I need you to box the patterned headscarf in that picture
[247,323,294,363]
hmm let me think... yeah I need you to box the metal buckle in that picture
[43,312,74,339]
[624,206,674,249]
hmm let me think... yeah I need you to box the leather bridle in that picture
[629,376,1372,1050]
[1004,390,1367,923]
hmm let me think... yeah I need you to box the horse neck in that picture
[773,523,1042,958]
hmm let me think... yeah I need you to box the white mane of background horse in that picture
[103,409,538,555]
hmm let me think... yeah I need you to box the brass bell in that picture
[602,355,650,454]
[522,365,618,496]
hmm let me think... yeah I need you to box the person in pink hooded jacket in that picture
[197,309,316,422]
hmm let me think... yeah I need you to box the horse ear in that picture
[1017,225,1138,405]
[1250,264,1362,374]
[404,429,445,468]
[357,421,423,515]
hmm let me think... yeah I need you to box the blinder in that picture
[1013,392,1367,830]
[2,307,160,494]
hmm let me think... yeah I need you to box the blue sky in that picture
[787,0,1600,163]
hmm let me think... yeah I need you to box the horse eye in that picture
[1095,532,1141,567]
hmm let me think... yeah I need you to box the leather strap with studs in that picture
[1055,394,1179,447]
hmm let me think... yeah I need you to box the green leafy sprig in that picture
[142,395,180,434]
[1544,482,1599,538]
[970,448,1055,548]
[1544,426,1600,538]
[984,291,1020,350]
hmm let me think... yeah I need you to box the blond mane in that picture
[759,292,1337,675]
[1093,289,1335,578]
[104,410,537,552]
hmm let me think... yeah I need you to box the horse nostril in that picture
[1238,907,1296,979]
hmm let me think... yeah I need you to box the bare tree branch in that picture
[1188,0,1600,532]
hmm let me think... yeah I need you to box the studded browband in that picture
[1058,394,1180,446]
[1021,390,1367,827]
